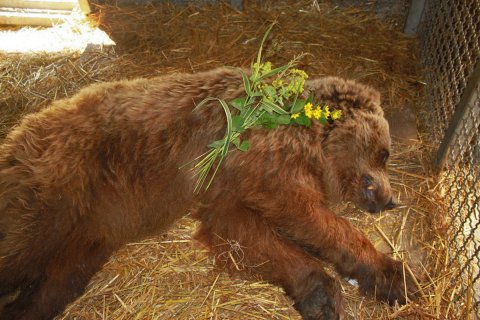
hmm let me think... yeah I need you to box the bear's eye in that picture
[379,149,389,164]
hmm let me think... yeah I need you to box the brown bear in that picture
[0,67,417,320]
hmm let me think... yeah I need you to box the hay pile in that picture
[0,0,460,318]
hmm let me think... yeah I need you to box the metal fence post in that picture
[404,0,426,35]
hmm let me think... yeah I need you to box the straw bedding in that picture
[0,0,457,319]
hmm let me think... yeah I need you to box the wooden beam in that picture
[77,0,89,14]
[0,7,71,26]
[0,0,76,11]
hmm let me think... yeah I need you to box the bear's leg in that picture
[1,235,113,320]
[0,262,45,317]
[242,186,418,305]
[195,208,343,320]
[0,262,34,298]
[0,220,56,307]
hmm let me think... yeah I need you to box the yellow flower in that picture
[313,106,322,119]
[323,105,331,118]
[291,68,309,79]
[304,102,313,118]
[272,79,284,88]
[262,61,272,73]
[291,113,300,119]
[331,109,342,120]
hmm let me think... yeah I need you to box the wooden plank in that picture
[0,0,76,10]
[0,8,71,26]
[77,0,89,14]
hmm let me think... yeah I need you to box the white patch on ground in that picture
[0,13,114,53]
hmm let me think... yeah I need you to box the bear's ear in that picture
[341,79,383,117]
[365,86,381,106]
[362,86,383,116]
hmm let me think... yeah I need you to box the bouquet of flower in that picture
[192,25,341,192]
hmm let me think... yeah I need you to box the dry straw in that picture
[0,0,463,319]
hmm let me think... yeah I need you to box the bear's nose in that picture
[385,198,396,210]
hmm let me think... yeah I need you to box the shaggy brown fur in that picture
[0,68,416,320]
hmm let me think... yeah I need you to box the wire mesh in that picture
[419,0,480,317]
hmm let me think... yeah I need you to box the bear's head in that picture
[306,77,394,213]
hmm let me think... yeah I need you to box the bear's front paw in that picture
[358,255,418,305]
[294,284,343,320]
[292,271,344,320]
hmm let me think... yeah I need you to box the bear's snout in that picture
[385,198,396,210]
[361,174,394,213]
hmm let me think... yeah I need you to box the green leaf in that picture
[232,136,240,147]
[293,113,311,127]
[278,86,291,99]
[258,112,274,127]
[263,85,277,99]
[238,140,250,151]
[208,139,226,149]
[232,115,245,132]
[230,97,247,111]
[274,114,291,125]
[290,99,306,113]
[259,113,291,129]
[231,137,250,151]
[319,115,328,125]
[261,99,288,115]
[262,122,279,129]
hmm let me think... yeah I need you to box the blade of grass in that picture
[193,97,234,192]
[240,70,252,97]
[216,99,233,157]
[259,65,290,80]
[253,22,276,79]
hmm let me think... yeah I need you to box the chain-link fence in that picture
[419,0,480,317]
